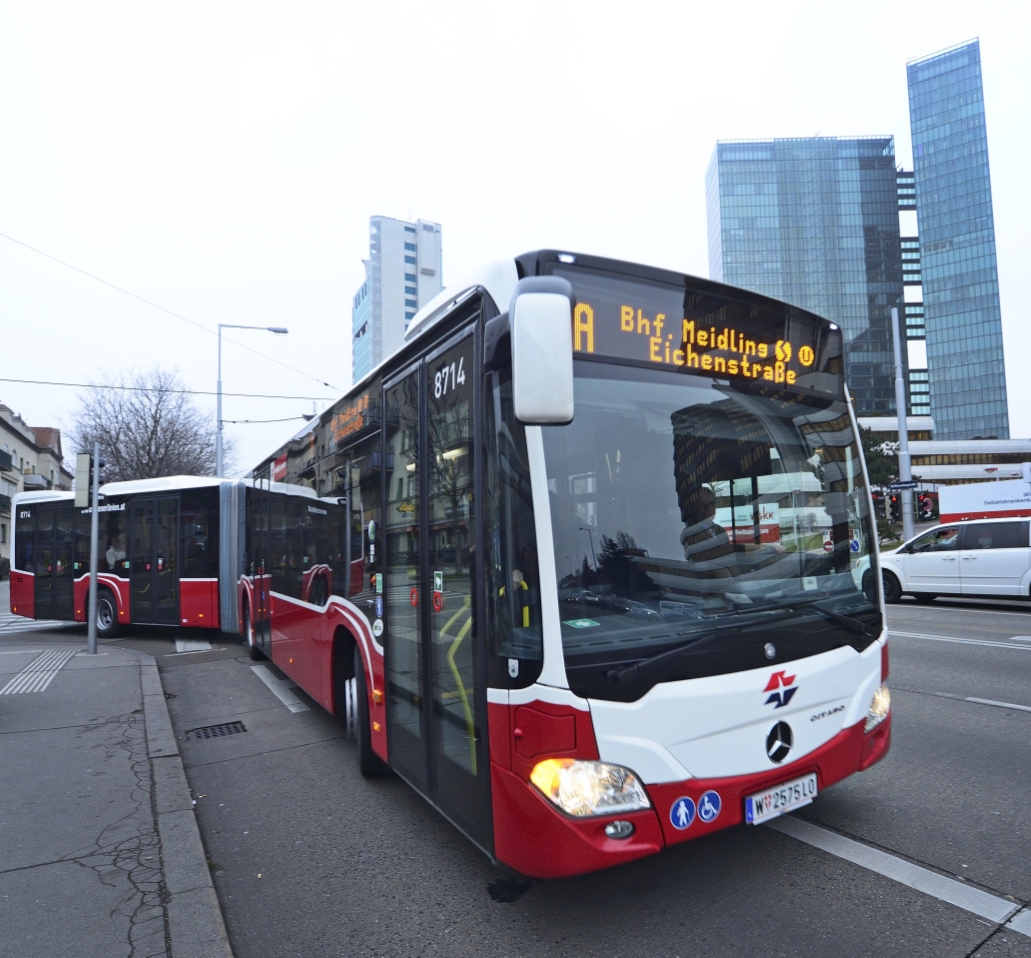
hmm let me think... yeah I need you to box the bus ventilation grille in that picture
[185,721,247,741]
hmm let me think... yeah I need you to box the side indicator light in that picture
[372,721,381,732]
[372,689,383,704]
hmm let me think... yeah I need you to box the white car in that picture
[863,518,1031,603]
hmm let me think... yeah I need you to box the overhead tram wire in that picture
[0,231,341,392]
[0,377,332,402]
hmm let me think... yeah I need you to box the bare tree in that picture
[69,368,234,480]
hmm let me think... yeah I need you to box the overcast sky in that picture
[2,1,1028,471]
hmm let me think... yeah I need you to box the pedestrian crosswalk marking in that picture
[0,647,79,694]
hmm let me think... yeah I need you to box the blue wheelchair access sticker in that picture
[670,796,696,830]
[698,790,722,823]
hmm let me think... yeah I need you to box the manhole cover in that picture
[185,720,247,741]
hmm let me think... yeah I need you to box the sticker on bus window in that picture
[564,619,600,629]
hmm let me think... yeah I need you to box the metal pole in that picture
[216,325,223,478]
[87,442,101,654]
[891,307,915,542]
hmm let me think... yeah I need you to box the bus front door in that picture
[130,497,180,626]
[384,328,491,855]
[33,505,75,621]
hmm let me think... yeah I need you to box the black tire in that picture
[243,602,264,660]
[882,571,903,604]
[95,588,118,638]
[355,646,387,777]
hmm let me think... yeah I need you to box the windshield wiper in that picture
[803,602,881,638]
[604,626,729,686]
[604,599,879,687]
[736,593,880,638]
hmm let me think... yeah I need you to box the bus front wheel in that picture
[354,646,387,777]
[96,589,118,639]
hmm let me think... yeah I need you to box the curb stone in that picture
[124,648,235,958]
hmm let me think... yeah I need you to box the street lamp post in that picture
[217,324,289,477]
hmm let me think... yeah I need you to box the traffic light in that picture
[74,453,106,508]
[889,495,900,522]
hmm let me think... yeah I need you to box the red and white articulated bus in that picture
[10,250,890,879]
[9,477,348,647]
[271,250,889,878]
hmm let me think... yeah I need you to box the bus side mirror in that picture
[510,276,575,424]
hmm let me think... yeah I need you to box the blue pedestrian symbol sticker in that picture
[670,796,696,830]
[375,596,384,619]
[698,790,722,823]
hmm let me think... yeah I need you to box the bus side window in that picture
[484,370,543,689]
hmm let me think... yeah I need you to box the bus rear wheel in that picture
[96,589,118,639]
[354,646,387,777]
[244,603,264,661]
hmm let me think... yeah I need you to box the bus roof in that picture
[12,476,334,508]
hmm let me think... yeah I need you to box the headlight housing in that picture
[529,759,651,817]
[865,684,890,732]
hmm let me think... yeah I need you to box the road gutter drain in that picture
[185,721,247,741]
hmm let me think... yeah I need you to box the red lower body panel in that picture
[492,714,891,879]
[180,578,219,628]
[10,571,33,617]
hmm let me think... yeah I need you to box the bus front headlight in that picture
[865,684,890,732]
[529,759,651,817]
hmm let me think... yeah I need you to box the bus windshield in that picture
[542,360,881,702]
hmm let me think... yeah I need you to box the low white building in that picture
[0,402,74,564]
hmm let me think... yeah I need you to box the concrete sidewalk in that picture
[0,634,233,958]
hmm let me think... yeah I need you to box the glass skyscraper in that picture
[907,39,1008,438]
[706,137,904,416]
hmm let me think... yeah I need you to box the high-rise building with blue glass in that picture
[907,39,1008,438]
[351,216,443,383]
[705,137,904,416]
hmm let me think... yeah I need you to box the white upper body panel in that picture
[589,639,882,783]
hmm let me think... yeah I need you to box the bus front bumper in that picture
[491,713,890,879]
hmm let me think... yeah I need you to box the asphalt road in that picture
[4,580,1030,957]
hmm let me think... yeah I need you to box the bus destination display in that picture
[559,272,830,388]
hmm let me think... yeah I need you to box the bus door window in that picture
[180,488,218,580]
[484,369,542,689]
[15,505,34,573]
[426,334,484,822]
[384,367,425,786]
[345,433,383,616]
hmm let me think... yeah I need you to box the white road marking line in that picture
[966,696,1031,713]
[0,649,43,655]
[768,816,1022,928]
[896,686,1031,714]
[1009,909,1031,936]
[0,647,79,694]
[895,603,1031,618]
[249,664,310,713]
[889,630,1031,651]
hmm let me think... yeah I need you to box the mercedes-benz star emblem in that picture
[766,721,793,764]
[764,642,777,659]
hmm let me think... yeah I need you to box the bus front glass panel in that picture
[541,270,881,701]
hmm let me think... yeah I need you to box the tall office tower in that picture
[351,216,443,383]
[706,137,904,416]
[897,169,930,417]
[907,40,1008,438]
